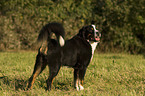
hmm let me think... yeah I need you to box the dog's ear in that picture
[78,27,86,39]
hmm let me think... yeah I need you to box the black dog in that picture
[27,22,101,91]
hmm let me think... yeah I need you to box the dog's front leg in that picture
[78,68,86,90]
[74,69,79,91]
[74,68,86,91]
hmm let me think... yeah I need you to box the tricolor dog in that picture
[27,22,101,91]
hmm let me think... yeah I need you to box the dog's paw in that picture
[75,85,84,91]
[79,85,84,90]
[76,87,79,91]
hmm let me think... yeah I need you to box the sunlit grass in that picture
[0,52,145,96]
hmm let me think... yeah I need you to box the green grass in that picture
[0,51,145,96]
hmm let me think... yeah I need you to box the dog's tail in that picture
[37,22,65,53]
[37,22,65,46]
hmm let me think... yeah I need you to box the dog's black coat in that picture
[27,23,100,91]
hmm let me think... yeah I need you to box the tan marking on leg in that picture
[75,78,79,91]
[44,47,48,55]
[29,68,41,89]
[78,79,84,90]
[81,80,84,86]
[51,33,57,39]
[51,77,56,84]
[40,47,43,53]
[39,40,48,54]
[30,75,36,89]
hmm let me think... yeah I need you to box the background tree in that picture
[0,0,144,53]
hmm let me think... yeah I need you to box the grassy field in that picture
[0,51,145,96]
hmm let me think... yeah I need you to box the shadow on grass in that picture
[0,76,10,85]
[14,79,27,90]
[0,75,27,91]
[0,75,72,91]
[54,82,70,91]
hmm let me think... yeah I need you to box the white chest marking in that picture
[90,42,98,54]
[90,42,98,60]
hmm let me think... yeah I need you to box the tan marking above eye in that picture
[91,28,93,30]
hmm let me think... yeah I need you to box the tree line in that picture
[0,0,144,54]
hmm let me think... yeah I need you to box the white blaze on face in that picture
[91,25,99,37]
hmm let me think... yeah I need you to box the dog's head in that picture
[78,25,101,42]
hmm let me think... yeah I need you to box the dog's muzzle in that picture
[94,30,101,42]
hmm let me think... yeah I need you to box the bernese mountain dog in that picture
[27,22,101,91]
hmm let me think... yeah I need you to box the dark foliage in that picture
[0,0,144,53]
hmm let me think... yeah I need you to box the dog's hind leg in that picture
[46,66,60,91]
[27,54,47,90]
